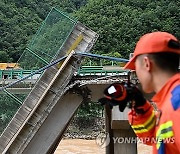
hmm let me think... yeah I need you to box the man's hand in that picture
[98,82,146,112]
[98,97,127,112]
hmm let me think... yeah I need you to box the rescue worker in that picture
[99,31,180,154]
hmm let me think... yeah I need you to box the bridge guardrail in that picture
[0,66,127,80]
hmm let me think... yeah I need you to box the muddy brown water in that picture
[55,139,152,154]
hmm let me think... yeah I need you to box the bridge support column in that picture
[111,106,137,154]
[86,84,137,154]
[105,105,114,154]
[113,128,137,154]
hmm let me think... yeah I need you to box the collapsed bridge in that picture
[0,8,137,154]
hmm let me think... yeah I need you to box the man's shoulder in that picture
[170,84,180,111]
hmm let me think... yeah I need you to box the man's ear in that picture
[143,56,151,71]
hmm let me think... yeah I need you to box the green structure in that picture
[18,7,77,70]
[0,7,77,134]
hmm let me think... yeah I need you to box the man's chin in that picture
[143,87,154,94]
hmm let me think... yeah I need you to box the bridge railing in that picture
[0,70,41,80]
[77,66,127,76]
[0,65,127,80]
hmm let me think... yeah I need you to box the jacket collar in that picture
[152,73,180,106]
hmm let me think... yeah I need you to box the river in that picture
[55,139,152,154]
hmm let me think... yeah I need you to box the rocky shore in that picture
[63,117,105,139]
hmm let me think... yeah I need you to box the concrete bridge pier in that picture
[87,84,137,154]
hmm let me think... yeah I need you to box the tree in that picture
[0,93,26,133]
[74,0,180,59]
[0,0,88,62]
[0,51,11,62]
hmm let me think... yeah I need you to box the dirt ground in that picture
[55,139,152,154]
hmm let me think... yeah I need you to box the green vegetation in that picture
[0,0,179,62]
[0,0,87,62]
[0,93,27,133]
[75,0,180,58]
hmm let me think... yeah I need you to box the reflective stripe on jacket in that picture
[128,73,180,154]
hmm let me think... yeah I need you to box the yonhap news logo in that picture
[95,132,175,148]
[96,132,110,148]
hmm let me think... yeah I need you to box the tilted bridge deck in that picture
[0,22,99,154]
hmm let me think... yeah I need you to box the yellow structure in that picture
[0,63,20,70]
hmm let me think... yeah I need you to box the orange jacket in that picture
[128,73,180,154]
